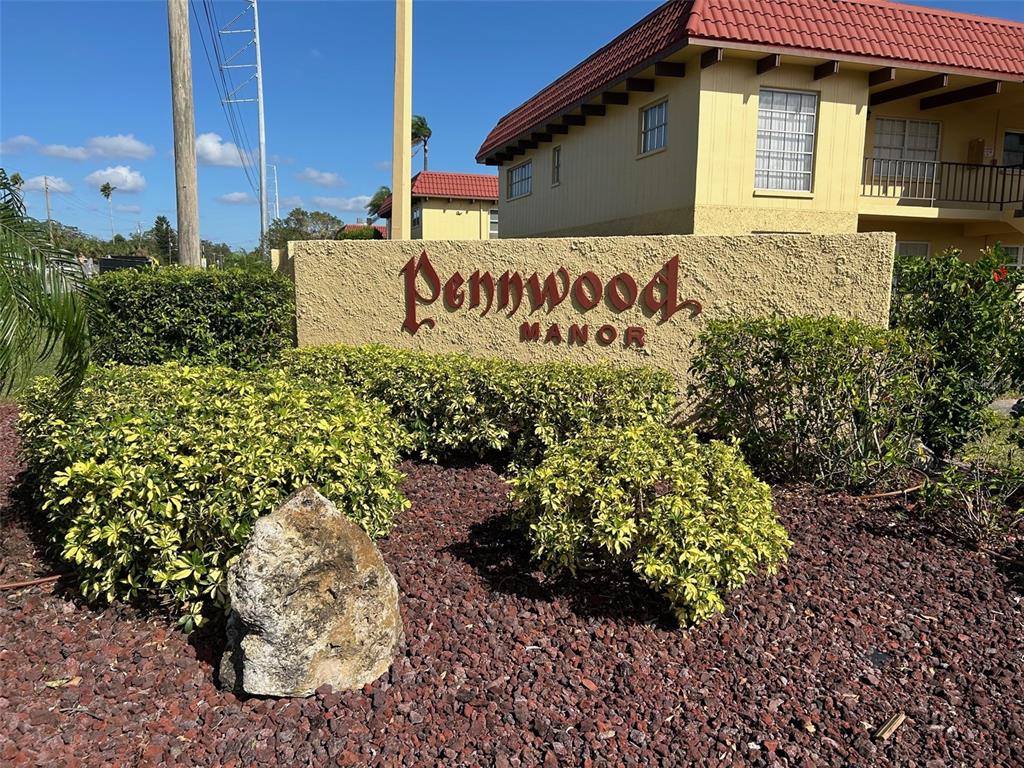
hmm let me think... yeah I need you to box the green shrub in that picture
[17,364,408,629]
[510,423,790,625]
[891,247,1024,456]
[920,461,1022,548]
[689,316,924,490]
[87,267,295,369]
[281,345,678,464]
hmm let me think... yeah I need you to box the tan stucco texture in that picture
[291,233,895,388]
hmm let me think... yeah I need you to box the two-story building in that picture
[379,170,499,239]
[476,0,1024,267]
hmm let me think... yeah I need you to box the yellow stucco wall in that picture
[858,218,1024,260]
[415,198,496,240]
[692,59,868,235]
[498,59,701,238]
[291,232,895,391]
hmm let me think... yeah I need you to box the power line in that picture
[191,0,258,195]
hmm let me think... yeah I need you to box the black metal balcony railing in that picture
[861,157,1024,209]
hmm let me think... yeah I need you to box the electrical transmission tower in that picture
[217,0,268,255]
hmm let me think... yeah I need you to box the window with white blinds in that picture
[755,88,818,192]
[873,118,940,163]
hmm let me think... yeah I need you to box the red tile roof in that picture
[343,223,388,236]
[476,0,1024,161]
[378,171,499,217]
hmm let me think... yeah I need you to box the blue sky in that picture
[2,0,1022,249]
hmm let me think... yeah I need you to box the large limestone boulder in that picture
[219,486,403,697]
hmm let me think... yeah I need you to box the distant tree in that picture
[366,186,391,222]
[148,215,177,264]
[260,207,344,253]
[10,173,23,188]
[412,115,431,172]
[99,182,116,239]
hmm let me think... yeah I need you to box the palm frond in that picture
[0,167,91,398]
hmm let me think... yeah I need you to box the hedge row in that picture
[87,267,295,369]
[280,345,678,465]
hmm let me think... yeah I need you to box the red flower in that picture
[993,266,1009,282]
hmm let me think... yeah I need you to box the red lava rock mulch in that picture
[2,410,1023,766]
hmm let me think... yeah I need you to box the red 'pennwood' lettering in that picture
[401,250,703,337]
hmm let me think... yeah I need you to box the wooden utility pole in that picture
[390,0,412,240]
[167,0,202,267]
[43,176,53,242]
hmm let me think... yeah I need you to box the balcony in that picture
[861,158,1024,211]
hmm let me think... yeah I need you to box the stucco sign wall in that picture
[290,233,895,386]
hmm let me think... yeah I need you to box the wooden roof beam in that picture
[700,47,723,69]
[546,123,569,135]
[920,79,1001,110]
[756,53,781,76]
[531,131,552,143]
[562,113,586,126]
[813,60,839,80]
[517,138,538,150]
[869,67,896,87]
[581,103,606,116]
[654,61,686,78]
[626,77,655,92]
[869,73,948,107]
[602,91,629,105]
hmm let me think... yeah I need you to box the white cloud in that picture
[297,167,342,187]
[23,175,72,193]
[42,143,90,160]
[84,165,146,193]
[312,195,371,213]
[86,134,154,160]
[280,195,304,208]
[0,135,38,154]
[115,204,142,213]
[374,160,392,171]
[196,132,250,167]
[218,191,256,205]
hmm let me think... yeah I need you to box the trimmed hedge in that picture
[280,345,678,465]
[17,364,408,629]
[689,316,924,490]
[87,267,295,368]
[510,423,790,625]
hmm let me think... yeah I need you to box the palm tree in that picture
[0,168,90,397]
[99,182,116,240]
[411,115,432,172]
[366,186,391,222]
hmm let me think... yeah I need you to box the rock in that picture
[219,487,403,697]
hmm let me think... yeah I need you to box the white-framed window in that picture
[639,100,667,155]
[1004,131,1024,167]
[873,118,941,163]
[489,209,499,238]
[507,161,532,200]
[755,88,818,191]
[896,241,930,258]
[411,206,422,228]
[1000,244,1023,269]
[551,146,561,186]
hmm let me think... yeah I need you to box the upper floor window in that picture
[640,100,667,155]
[1004,131,1024,167]
[411,206,422,227]
[507,161,532,200]
[551,146,561,185]
[755,88,818,192]
[489,209,499,237]
[873,118,940,163]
